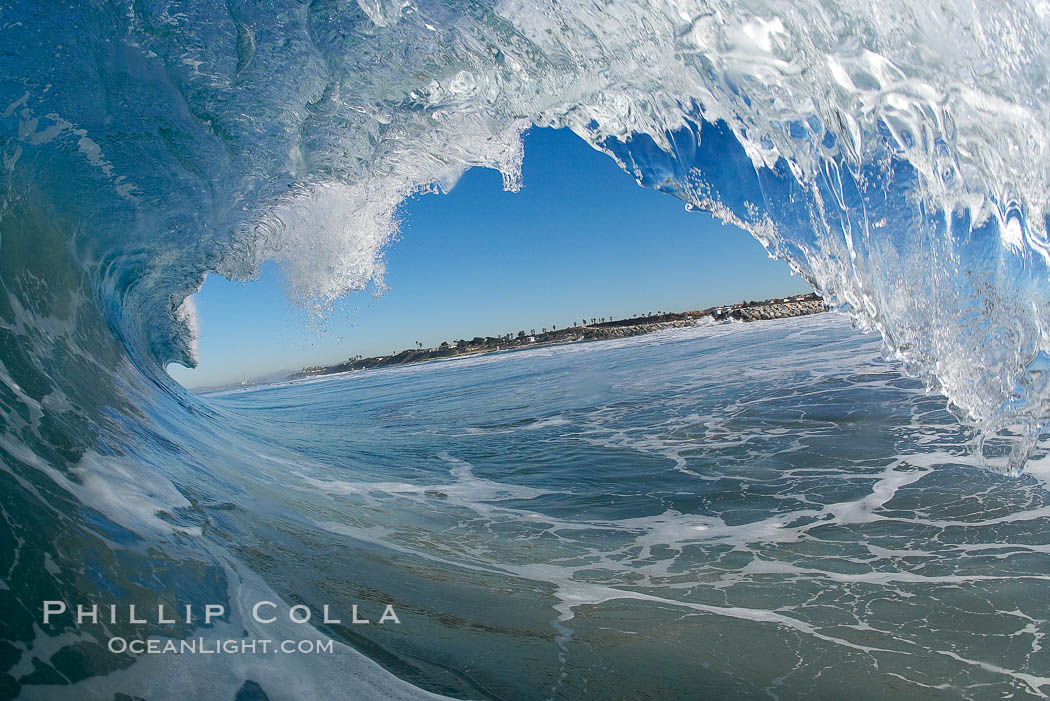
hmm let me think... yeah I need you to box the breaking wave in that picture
[4,0,1050,461]
[5,3,1050,696]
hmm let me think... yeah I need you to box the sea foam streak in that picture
[3,4,1050,696]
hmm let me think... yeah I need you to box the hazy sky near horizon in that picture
[167,128,810,389]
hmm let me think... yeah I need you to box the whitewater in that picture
[4,0,1050,698]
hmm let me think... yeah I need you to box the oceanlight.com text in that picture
[108,637,336,655]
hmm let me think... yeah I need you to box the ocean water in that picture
[4,0,1050,450]
[5,0,1050,698]
[11,314,1050,699]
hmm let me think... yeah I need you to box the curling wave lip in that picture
[4,0,1050,457]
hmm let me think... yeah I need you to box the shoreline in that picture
[287,293,827,382]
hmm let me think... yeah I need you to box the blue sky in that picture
[167,128,810,389]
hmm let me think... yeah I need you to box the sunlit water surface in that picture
[189,313,1050,700]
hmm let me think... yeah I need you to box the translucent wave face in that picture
[3,0,1050,466]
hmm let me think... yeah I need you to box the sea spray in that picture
[4,2,1050,696]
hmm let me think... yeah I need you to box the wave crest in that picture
[3,0,1050,465]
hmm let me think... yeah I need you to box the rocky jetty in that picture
[712,295,828,322]
[575,318,698,340]
[292,293,827,379]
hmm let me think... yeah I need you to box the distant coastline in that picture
[287,293,827,382]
